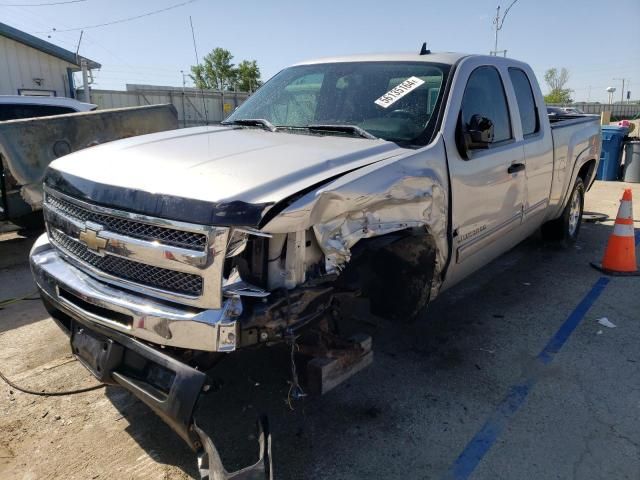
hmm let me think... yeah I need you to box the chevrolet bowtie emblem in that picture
[79,221,109,253]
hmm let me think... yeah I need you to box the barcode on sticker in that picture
[374,76,425,108]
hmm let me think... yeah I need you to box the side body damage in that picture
[262,134,449,311]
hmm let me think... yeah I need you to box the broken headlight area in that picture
[222,227,336,347]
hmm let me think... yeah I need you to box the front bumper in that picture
[30,234,239,352]
[31,233,273,478]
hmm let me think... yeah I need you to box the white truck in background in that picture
[30,51,600,478]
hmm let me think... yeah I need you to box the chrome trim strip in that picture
[48,227,203,301]
[232,227,273,238]
[31,239,239,352]
[524,198,548,217]
[44,204,209,271]
[223,268,270,298]
[44,186,229,309]
[44,185,212,236]
[456,211,522,263]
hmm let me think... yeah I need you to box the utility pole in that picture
[492,5,500,55]
[75,30,86,101]
[180,70,187,128]
[81,58,90,103]
[613,78,629,104]
[490,0,520,56]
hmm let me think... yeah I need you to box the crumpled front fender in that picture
[262,135,450,297]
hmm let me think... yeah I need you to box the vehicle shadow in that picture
[0,229,42,269]
[103,217,627,479]
[0,229,48,334]
[104,385,200,477]
[103,345,305,479]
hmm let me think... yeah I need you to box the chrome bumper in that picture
[30,234,240,352]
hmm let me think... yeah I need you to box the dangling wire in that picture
[285,330,306,410]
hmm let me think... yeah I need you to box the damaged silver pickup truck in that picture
[30,51,600,478]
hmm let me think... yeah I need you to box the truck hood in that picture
[49,126,405,207]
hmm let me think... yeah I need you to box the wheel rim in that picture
[568,188,581,236]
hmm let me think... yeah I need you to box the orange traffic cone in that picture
[591,188,638,276]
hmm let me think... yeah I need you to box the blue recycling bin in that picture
[596,126,628,180]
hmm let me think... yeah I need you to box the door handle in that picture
[507,162,525,174]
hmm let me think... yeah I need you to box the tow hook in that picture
[194,416,273,480]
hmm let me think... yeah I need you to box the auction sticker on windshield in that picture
[374,76,425,108]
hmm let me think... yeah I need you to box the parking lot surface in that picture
[1,181,638,479]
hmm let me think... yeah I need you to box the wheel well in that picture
[577,159,597,189]
[336,228,437,321]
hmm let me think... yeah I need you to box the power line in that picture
[2,4,189,91]
[37,0,196,33]
[0,0,86,5]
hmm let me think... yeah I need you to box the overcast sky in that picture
[2,0,639,102]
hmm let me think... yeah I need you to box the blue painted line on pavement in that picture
[635,229,639,245]
[443,276,610,480]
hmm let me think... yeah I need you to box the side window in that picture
[461,66,512,144]
[509,68,539,136]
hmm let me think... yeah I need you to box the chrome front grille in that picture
[49,229,204,296]
[46,194,207,251]
[43,187,229,309]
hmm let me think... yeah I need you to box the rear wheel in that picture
[541,177,585,247]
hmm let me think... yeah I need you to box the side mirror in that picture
[464,114,494,151]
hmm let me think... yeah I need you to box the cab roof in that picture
[294,52,469,67]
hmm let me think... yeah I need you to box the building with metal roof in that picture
[0,22,100,98]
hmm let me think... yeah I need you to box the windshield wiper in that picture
[222,118,277,132]
[307,124,377,140]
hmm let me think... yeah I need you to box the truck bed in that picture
[548,113,600,127]
[548,114,601,215]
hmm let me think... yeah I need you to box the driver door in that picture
[444,64,526,284]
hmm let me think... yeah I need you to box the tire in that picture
[366,236,436,322]
[541,177,585,247]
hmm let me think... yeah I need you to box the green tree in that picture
[190,48,261,92]
[236,60,262,92]
[190,47,237,91]
[543,67,573,104]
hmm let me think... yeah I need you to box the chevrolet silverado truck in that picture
[29,51,600,479]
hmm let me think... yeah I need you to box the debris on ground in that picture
[597,317,616,328]
[582,212,609,223]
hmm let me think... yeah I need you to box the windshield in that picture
[226,61,450,146]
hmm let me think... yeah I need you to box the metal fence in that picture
[81,84,250,127]
[548,102,640,117]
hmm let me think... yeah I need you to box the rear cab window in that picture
[508,68,539,137]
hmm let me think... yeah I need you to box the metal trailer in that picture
[0,104,178,226]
